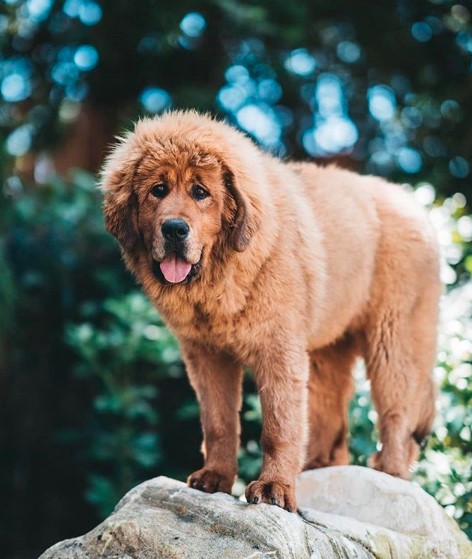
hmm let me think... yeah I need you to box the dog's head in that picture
[100,112,261,285]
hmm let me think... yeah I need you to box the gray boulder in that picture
[40,466,472,559]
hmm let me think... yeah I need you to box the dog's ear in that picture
[223,167,260,252]
[103,188,140,251]
[100,145,143,252]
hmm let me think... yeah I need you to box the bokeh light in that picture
[140,87,171,113]
[78,1,102,26]
[180,12,206,37]
[303,116,358,155]
[236,103,281,147]
[52,61,78,85]
[401,106,423,128]
[337,40,361,63]
[396,147,423,173]
[218,85,246,111]
[368,85,396,121]
[414,182,436,206]
[74,45,99,71]
[449,156,470,178]
[63,0,81,17]
[441,99,462,120]
[6,124,33,156]
[301,73,358,155]
[225,65,250,84]
[1,73,31,102]
[412,21,433,42]
[258,79,282,104]
[457,215,472,241]
[316,74,344,117]
[284,49,316,76]
[26,0,53,22]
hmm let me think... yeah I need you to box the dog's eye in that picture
[192,185,210,201]
[151,183,168,198]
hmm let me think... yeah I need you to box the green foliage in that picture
[348,373,377,464]
[237,393,264,483]
[414,282,472,537]
[0,173,196,542]
[66,292,180,517]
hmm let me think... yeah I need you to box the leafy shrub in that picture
[66,292,181,517]
[0,171,134,554]
[414,283,472,537]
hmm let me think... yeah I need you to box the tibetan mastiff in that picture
[101,110,441,512]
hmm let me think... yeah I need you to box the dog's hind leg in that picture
[365,284,439,478]
[303,334,359,471]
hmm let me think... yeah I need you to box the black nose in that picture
[161,219,190,242]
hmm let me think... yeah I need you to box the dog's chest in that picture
[159,296,249,351]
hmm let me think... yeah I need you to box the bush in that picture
[66,292,181,517]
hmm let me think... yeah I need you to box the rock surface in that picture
[40,466,471,559]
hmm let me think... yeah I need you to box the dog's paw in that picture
[245,479,296,512]
[187,468,234,494]
[369,451,410,479]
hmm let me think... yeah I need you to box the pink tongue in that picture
[160,255,192,283]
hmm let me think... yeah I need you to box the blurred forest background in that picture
[0,0,471,557]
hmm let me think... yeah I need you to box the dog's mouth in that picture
[152,253,203,285]
[160,255,192,283]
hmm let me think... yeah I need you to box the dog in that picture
[100,110,441,512]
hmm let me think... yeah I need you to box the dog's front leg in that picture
[182,342,243,495]
[245,350,309,512]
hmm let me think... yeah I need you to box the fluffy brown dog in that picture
[101,110,441,512]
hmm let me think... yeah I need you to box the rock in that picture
[40,466,471,559]
[297,466,472,558]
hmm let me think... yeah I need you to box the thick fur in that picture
[100,110,441,512]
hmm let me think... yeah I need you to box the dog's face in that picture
[135,152,228,284]
[102,126,257,286]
